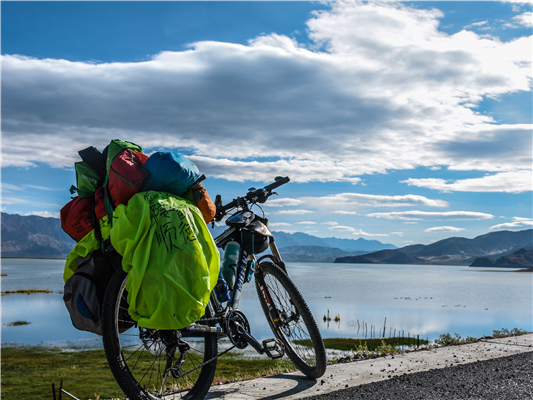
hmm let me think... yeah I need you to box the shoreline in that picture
[2,257,531,270]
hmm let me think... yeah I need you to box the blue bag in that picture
[140,152,201,196]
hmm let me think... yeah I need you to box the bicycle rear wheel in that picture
[102,268,218,400]
[255,262,326,379]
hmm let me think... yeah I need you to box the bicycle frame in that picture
[210,225,286,314]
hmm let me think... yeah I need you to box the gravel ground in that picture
[303,351,533,400]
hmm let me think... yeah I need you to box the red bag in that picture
[107,149,149,207]
[94,186,107,221]
[61,197,94,242]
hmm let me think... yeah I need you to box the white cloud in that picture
[262,198,305,207]
[402,170,532,194]
[465,21,489,29]
[328,225,389,237]
[367,211,494,221]
[334,211,358,215]
[271,229,298,234]
[25,211,60,218]
[277,209,314,215]
[425,226,467,233]
[304,193,448,210]
[321,221,339,225]
[25,185,63,192]
[489,217,533,230]
[391,232,404,236]
[327,225,354,232]
[1,183,24,192]
[2,2,531,190]
[1,196,28,205]
[268,222,293,228]
[295,221,317,225]
[514,11,533,27]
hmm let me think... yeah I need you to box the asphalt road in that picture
[302,351,533,400]
[205,334,533,400]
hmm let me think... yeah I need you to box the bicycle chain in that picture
[172,345,236,379]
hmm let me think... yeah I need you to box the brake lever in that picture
[257,190,277,204]
[213,195,225,226]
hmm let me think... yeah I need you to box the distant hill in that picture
[272,231,397,252]
[335,229,533,266]
[471,248,533,268]
[279,245,367,263]
[1,212,74,258]
[207,224,396,262]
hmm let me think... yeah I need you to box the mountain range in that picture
[335,229,533,267]
[207,224,397,262]
[1,213,396,260]
[2,212,531,268]
[1,212,74,258]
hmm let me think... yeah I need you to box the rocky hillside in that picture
[470,248,533,268]
[335,229,533,266]
[1,213,74,258]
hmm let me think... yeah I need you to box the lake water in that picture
[1,258,531,349]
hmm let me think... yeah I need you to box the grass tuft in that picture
[1,289,52,295]
[4,321,31,326]
[322,337,428,352]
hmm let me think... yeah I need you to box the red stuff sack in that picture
[94,186,107,221]
[107,149,149,207]
[61,197,94,242]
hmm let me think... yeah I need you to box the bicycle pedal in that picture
[262,338,284,359]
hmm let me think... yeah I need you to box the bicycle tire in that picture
[102,268,218,400]
[255,261,326,379]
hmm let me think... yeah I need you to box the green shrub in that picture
[351,341,371,357]
[510,327,527,336]
[435,333,462,346]
[375,340,400,355]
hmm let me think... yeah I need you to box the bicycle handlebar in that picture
[215,176,290,221]
[264,176,291,192]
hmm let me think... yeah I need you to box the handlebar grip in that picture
[264,176,290,192]
[222,198,239,212]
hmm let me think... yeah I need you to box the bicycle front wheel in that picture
[101,268,218,400]
[255,262,326,379]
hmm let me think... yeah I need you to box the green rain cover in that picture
[110,191,220,330]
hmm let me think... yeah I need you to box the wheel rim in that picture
[113,276,215,399]
[262,271,318,368]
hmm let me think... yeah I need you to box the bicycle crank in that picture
[225,309,285,359]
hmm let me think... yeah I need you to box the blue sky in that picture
[2,1,532,247]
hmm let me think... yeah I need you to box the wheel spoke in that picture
[102,268,219,400]
[256,262,326,379]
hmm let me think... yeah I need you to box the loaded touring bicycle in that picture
[101,176,327,400]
